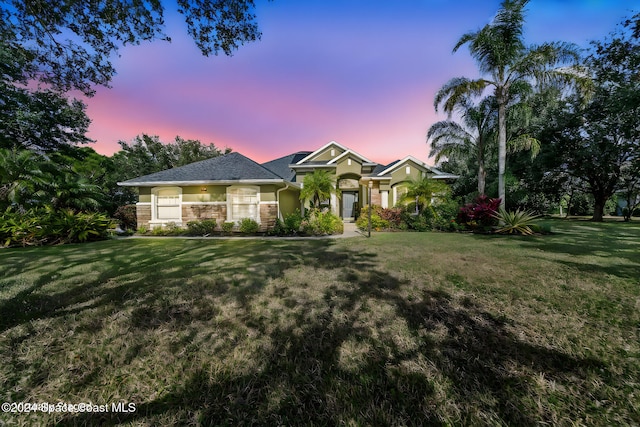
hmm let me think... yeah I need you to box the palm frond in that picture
[427,121,475,162]
[508,134,541,159]
[434,77,491,115]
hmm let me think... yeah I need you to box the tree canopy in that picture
[548,13,640,221]
[0,0,262,95]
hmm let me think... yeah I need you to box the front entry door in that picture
[342,191,358,219]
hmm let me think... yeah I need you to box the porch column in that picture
[381,191,389,209]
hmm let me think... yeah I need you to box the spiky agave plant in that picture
[493,207,540,235]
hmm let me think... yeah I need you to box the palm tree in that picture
[428,96,497,196]
[0,148,47,209]
[403,176,450,214]
[300,170,340,209]
[434,0,581,208]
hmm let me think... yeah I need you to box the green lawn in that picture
[1,219,639,426]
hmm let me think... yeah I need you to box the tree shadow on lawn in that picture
[46,241,609,426]
[0,239,365,333]
[470,221,640,280]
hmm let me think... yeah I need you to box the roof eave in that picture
[288,164,337,169]
[118,179,291,187]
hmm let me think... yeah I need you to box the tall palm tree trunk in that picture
[478,158,486,196]
[497,90,507,208]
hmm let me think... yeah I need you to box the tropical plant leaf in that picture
[493,207,540,235]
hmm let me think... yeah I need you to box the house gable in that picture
[335,154,363,176]
[295,140,349,165]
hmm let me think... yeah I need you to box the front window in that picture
[227,186,260,222]
[153,187,182,222]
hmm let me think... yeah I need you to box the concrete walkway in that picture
[329,221,364,239]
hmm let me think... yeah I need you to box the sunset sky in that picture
[84,0,636,165]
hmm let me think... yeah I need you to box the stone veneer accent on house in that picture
[370,181,382,206]
[182,204,227,225]
[136,204,151,229]
[260,203,278,231]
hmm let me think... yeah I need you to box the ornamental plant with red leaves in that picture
[457,195,501,231]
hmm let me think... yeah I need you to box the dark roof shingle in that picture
[119,152,284,185]
[261,151,311,182]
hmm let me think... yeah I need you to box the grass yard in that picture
[0,219,639,426]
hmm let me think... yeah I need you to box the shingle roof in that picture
[119,152,284,185]
[371,160,400,176]
[261,151,311,182]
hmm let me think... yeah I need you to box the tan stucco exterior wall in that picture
[336,157,363,176]
[260,185,278,202]
[139,187,151,203]
[279,188,300,217]
[182,186,226,202]
[311,146,345,162]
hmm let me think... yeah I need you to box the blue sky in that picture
[86,0,636,164]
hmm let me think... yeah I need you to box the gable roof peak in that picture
[294,140,351,165]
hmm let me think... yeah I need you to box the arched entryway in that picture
[337,174,361,220]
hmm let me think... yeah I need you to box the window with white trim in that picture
[153,187,182,221]
[227,186,260,222]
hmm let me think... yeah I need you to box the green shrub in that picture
[568,193,593,216]
[186,219,217,236]
[530,222,552,234]
[269,210,307,236]
[238,218,260,234]
[269,218,286,236]
[356,206,391,231]
[0,208,43,247]
[403,210,433,231]
[221,222,235,234]
[151,226,166,236]
[433,199,462,231]
[149,222,186,236]
[61,210,114,242]
[165,222,185,235]
[301,209,342,235]
[0,208,112,247]
[283,209,303,234]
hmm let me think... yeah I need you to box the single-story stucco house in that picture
[118,140,457,230]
